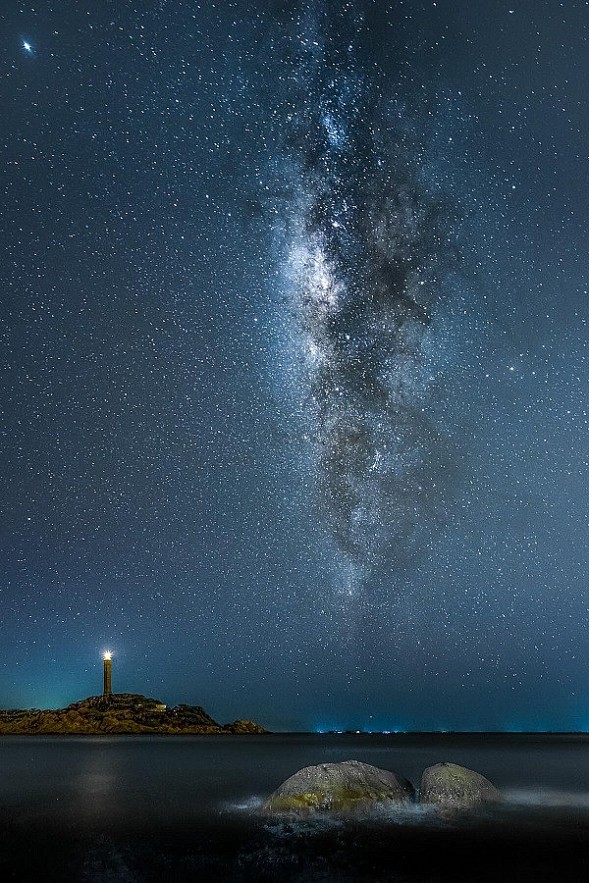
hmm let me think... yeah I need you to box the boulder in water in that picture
[264,759,414,815]
[420,762,500,810]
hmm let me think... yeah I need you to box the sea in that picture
[2,732,589,881]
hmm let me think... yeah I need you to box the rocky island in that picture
[0,693,268,735]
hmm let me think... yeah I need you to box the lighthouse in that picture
[103,651,112,698]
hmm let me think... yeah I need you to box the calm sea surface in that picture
[2,733,589,881]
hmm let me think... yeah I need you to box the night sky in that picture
[1,0,589,732]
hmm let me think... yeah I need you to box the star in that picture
[23,41,33,53]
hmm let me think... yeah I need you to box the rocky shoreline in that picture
[0,693,268,735]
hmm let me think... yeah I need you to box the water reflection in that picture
[72,741,122,823]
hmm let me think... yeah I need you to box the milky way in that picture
[276,4,458,590]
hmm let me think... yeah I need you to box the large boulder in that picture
[264,760,414,815]
[420,762,500,810]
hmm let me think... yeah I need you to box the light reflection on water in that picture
[72,743,123,822]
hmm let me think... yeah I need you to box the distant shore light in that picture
[103,651,112,661]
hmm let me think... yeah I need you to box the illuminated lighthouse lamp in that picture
[102,651,113,698]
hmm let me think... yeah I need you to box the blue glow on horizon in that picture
[314,723,408,734]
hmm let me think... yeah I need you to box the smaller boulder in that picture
[264,760,414,815]
[420,762,500,811]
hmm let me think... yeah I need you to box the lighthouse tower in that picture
[103,651,112,699]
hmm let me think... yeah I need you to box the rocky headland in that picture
[0,693,268,735]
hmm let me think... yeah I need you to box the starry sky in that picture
[1,0,589,732]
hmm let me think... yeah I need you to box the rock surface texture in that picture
[420,762,500,810]
[0,694,268,735]
[224,719,268,734]
[264,760,414,815]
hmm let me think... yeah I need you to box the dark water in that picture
[2,733,589,881]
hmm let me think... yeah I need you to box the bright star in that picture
[23,41,32,53]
